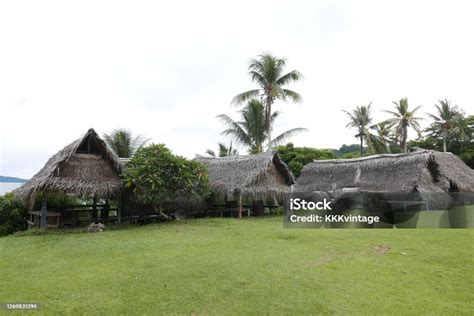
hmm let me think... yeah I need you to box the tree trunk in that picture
[443,132,447,152]
[402,128,408,153]
[399,125,408,153]
[264,95,273,148]
[360,137,364,157]
[266,103,272,147]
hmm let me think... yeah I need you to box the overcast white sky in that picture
[1,0,473,179]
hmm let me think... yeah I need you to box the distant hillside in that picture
[0,176,27,183]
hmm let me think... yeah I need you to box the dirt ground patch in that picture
[374,244,391,256]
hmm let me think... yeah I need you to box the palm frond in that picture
[231,89,261,106]
[269,128,308,148]
[282,89,302,103]
[205,149,216,157]
[383,110,402,117]
[276,70,303,86]
[217,114,253,147]
[249,71,267,87]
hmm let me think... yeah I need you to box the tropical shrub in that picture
[335,144,361,156]
[122,144,211,217]
[0,193,27,236]
[276,143,336,178]
[459,150,474,169]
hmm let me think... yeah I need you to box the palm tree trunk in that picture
[402,128,408,153]
[360,137,364,157]
[443,132,447,152]
[265,103,271,146]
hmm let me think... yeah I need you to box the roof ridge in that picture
[310,149,453,164]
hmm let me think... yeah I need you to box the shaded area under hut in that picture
[195,151,295,218]
[13,129,124,228]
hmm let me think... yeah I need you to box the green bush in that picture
[0,193,27,236]
[122,144,211,215]
[459,150,474,169]
[276,143,336,177]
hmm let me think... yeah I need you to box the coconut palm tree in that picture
[218,99,306,154]
[384,98,423,153]
[451,115,474,151]
[370,121,393,153]
[232,53,302,144]
[103,129,149,158]
[205,142,239,157]
[342,103,373,156]
[427,99,460,152]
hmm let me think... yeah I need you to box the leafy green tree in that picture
[427,99,460,152]
[335,144,361,156]
[232,53,302,143]
[276,143,336,177]
[103,129,149,158]
[342,103,373,156]
[122,144,211,218]
[384,98,423,153]
[205,142,238,157]
[218,99,306,153]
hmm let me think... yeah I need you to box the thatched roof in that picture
[195,151,295,200]
[295,150,474,194]
[14,129,123,204]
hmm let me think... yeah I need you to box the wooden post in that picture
[40,196,48,229]
[273,196,280,215]
[104,199,109,219]
[92,195,98,221]
[238,194,242,219]
[117,193,123,224]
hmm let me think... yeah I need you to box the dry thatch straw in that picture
[195,151,295,200]
[295,149,474,194]
[13,129,123,206]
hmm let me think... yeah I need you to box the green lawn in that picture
[0,217,473,315]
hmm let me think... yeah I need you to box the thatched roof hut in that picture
[295,150,474,194]
[195,151,294,200]
[14,129,123,205]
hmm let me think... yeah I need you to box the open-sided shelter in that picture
[195,151,294,217]
[14,129,124,228]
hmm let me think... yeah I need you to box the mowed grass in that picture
[0,217,473,315]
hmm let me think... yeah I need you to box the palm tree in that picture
[384,98,423,153]
[218,99,306,154]
[451,115,474,151]
[342,103,373,156]
[232,53,302,144]
[206,142,239,157]
[427,99,460,152]
[103,129,149,158]
[370,121,393,153]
